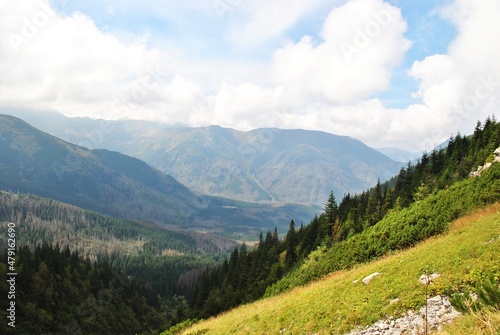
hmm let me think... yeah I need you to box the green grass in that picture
[434,310,500,335]
[174,203,500,335]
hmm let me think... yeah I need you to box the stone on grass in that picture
[362,272,382,285]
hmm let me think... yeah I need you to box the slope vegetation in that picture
[176,202,500,335]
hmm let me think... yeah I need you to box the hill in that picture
[2,109,402,206]
[174,202,500,335]
[0,114,318,237]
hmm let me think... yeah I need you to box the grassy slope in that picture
[178,203,500,335]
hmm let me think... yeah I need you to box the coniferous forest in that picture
[1,117,499,334]
[0,244,163,335]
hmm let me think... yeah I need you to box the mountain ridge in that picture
[2,108,403,206]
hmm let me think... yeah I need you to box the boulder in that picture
[495,147,500,162]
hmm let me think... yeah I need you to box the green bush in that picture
[449,273,500,313]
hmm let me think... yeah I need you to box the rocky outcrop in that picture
[345,295,461,335]
[470,147,500,177]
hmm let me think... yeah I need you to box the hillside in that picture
[0,114,318,237]
[169,118,499,321]
[3,109,402,206]
[174,202,500,335]
[0,190,238,297]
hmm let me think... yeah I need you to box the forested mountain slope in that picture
[171,117,500,325]
[0,243,166,335]
[0,114,318,237]
[0,190,237,298]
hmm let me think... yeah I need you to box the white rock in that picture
[362,272,382,285]
[419,273,440,285]
[343,295,460,335]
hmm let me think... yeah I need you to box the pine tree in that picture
[284,220,298,269]
[332,217,342,242]
[366,179,382,227]
[324,191,338,225]
[323,191,338,238]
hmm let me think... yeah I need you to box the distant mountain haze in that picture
[375,147,423,163]
[3,109,403,207]
[0,114,317,237]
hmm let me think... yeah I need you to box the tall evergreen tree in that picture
[366,179,382,227]
[323,191,338,238]
[324,191,338,224]
[285,220,298,269]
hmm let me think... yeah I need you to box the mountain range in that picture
[2,109,403,207]
[0,114,317,237]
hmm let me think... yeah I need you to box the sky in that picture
[1,0,499,152]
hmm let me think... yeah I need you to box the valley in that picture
[0,113,499,335]
[1,2,499,334]
[0,114,318,238]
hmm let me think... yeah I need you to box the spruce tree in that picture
[324,191,338,225]
[285,220,298,269]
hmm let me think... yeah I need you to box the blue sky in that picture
[1,0,498,152]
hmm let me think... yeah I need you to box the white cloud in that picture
[0,0,499,154]
[270,0,410,104]
[224,0,334,47]
[269,0,500,152]
[407,0,500,139]
[0,0,181,119]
